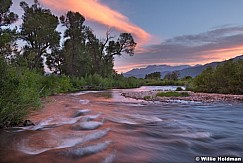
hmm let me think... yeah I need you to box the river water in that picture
[0,86,243,163]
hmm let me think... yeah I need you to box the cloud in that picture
[40,0,151,47]
[115,26,243,72]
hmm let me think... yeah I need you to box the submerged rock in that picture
[64,141,111,158]
[72,109,90,117]
[72,121,103,130]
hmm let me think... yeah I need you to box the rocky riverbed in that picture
[121,91,243,103]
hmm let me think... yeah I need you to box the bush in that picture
[0,62,42,125]
[70,77,87,90]
[176,87,183,91]
[40,75,72,96]
[193,60,243,94]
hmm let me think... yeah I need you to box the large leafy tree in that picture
[20,0,60,73]
[101,32,137,77]
[58,11,91,77]
[47,11,137,77]
[0,0,18,58]
[85,26,103,75]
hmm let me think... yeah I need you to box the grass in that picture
[156,91,190,97]
[143,96,151,100]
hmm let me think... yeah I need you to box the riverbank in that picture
[121,91,243,103]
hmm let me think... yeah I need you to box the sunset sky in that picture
[11,0,243,73]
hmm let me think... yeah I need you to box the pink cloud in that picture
[40,0,152,48]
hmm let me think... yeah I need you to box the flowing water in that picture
[0,86,243,163]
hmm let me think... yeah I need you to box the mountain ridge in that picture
[123,55,243,78]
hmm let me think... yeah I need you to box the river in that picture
[0,86,243,163]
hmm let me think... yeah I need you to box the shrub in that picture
[40,75,72,96]
[0,63,42,125]
[176,87,183,91]
[193,60,243,94]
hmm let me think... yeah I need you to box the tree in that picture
[0,0,18,58]
[45,47,63,74]
[213,61,237,93]
[58,11,91,77]
[55,11,137,78]
[102,32,136,76]
[20,0,60,73]
[194,60,243,94]
[194,67,215,93]
[85,27,103,75]
[164,71,180,80]
[235,59,243,93]
[145,72,161,80]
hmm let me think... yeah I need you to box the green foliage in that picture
[0,0,18,58]
[183,76,193,80]
[20,0,60,73]
[193,67,216,93]
[0,59,42,125]
[194,60,243,94]
[59,11,89,77]
[40,75,72,96]
[145,72,161,80]
[70,77,87,90]
[111,75,143,89]
[52,11,136,78]
[156,91,190,97]
[0,1,139,126]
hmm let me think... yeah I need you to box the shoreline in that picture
[121,91,243,103]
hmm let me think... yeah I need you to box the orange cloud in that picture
[114,46,243,73]
[201,46,243,61]
[40,0,151,48]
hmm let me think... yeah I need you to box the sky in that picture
[11,0,243,73]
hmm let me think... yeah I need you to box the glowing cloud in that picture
[200,46,243,60]
[40,0,151,47]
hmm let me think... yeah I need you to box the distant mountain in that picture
[124,65,191,78]
[178,55,243,78]
[124,55,243,78]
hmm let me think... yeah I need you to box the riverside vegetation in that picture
[0,0,141,126]
[1,0,243,127]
